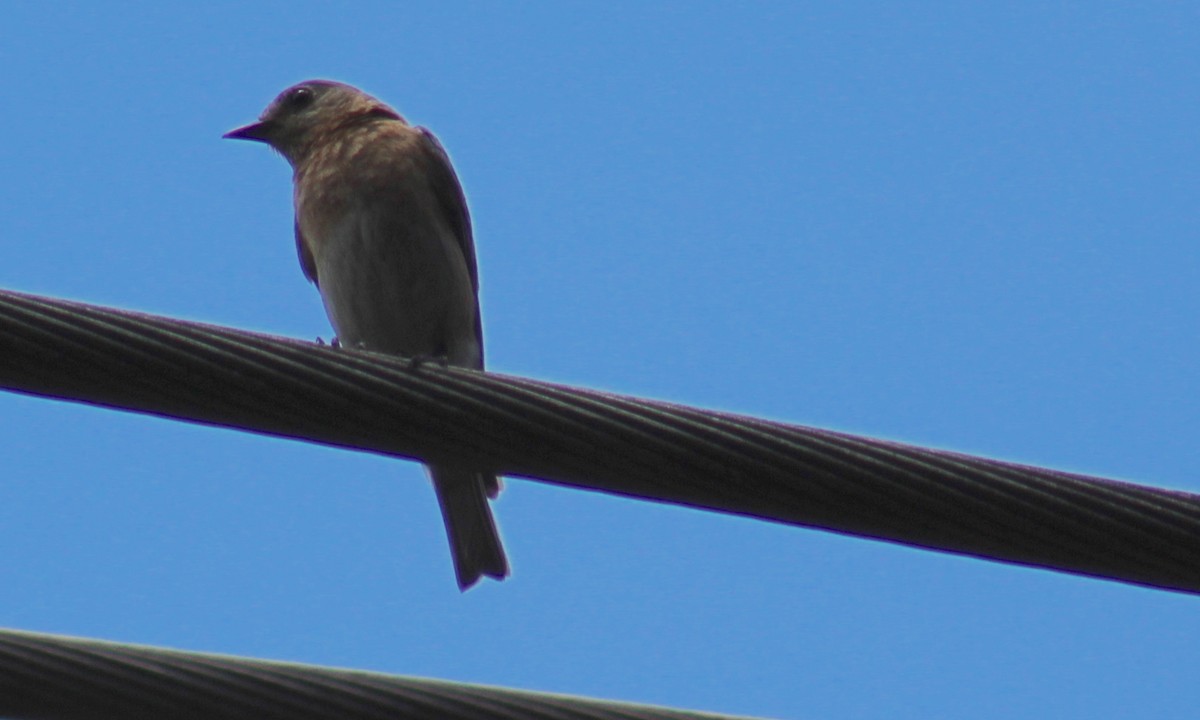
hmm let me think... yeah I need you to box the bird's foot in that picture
[326,337,370,351]
[407,353,451,371]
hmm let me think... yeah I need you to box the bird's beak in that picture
[223,121,274,142]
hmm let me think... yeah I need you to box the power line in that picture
[0,287,1196,593]
[0,627,748,720]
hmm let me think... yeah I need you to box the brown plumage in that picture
[225,80,508,590]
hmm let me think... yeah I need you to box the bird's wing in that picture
[416,128,478,295]
[416,127,484,361]
[294,218,319,286]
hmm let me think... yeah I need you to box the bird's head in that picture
[223,80,403,165]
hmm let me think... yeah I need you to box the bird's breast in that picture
[296,183,481,367]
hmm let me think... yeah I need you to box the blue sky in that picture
[2,4,1199,718]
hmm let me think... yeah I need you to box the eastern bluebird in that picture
[224,80,508,590]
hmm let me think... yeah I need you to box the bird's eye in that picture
[286,87,315,109]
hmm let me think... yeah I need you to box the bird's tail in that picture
[429,464,509,591]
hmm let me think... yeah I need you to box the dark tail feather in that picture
[429,465,509,591]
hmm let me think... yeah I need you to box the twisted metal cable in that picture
[0,287,1197,593]
[0,627,748,720]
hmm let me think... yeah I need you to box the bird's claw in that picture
[326,337,366,350]
[407,353,451,371]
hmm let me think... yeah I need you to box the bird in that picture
[224,80,508,590]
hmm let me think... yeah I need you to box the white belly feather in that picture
[313,201,481,369]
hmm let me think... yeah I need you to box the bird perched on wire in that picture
[224,80,508,590]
